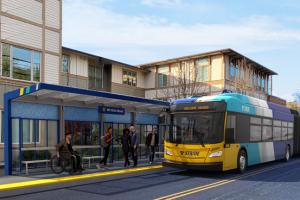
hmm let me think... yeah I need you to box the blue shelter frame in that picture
[4,83,170,175]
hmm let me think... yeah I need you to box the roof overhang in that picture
[5,83,170,114]
[138,48,277,76]
[62,47,149,73]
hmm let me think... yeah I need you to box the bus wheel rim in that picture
[240,155,246,170]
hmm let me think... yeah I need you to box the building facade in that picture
[61,47,147,98]
[139,49,277,101]
[0,0,62,164]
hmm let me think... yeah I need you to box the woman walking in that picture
[122,128,131,167]
[97,127,113,168]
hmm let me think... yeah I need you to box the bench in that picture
[82,156,103,168]
[22,160,50,175]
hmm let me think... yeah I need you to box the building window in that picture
[10,119,57,144]
[62,55,70,73]
[22,119,40,144]
[12,119,20,144]
[196,58,209,82]
[33,52,41,81]
[2,44,10,77]
[230,62,239,78]
[123,70,137,86]
[261,77,265,90]
[158,66,169,87]
[1,44,41,82]
[89,63,103,90]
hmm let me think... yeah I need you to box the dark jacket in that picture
[122,134,131,153]
[146,133,159,146]
[131,132,139,148]
[56,140,73,158]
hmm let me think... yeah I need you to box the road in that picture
[1,158,300,200]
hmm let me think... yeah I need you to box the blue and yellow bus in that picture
[163,93,295,172]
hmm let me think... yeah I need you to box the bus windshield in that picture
[168,112,225,144]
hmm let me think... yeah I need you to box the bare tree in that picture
[160,61,208,100]
[294,92,300,102]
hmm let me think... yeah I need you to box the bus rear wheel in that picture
[285,146,290,162]
[237,150,247,173]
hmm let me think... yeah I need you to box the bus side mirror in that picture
[225,128,235,144]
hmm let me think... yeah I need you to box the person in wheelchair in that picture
[56,131,84,173]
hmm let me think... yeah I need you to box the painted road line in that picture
[155,164,286,200]
[0,165,163,191]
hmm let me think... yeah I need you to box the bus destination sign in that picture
[183,105,210,111]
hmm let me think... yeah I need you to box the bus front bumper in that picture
[163,160,223,171]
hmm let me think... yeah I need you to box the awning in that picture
[7,83,170,113]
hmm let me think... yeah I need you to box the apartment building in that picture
[0,0,62,105]
[139,49,277,101]
[0,0,62,163]
[61,47,147,97]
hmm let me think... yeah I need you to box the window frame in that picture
[196,58,209,82]
[88,62,103,90]
[9,118,59,145]
[1,43,41,82]
[157,66,169,88]
[122,69,137,87]
[62,54,70,73]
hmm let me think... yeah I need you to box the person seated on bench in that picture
[56,131,84,173]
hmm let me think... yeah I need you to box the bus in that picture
[163,93,296,173]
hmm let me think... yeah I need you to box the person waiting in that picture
[130,125,138,167]
[146,129,159,164]
[56,131,84,173]
[122,128,131,167]
[97,127,113,169]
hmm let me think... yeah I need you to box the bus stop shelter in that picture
[3,83,170,175]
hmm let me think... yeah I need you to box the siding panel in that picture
[1,16,42,49]
[45,30,60,53]
[111,83,145,97]
[45,54,59,84]
[211,55,223,81]
[2,0,42,24]
[45,0,60,29]
[111,64,123,84]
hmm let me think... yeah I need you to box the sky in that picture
[62,0,300,101]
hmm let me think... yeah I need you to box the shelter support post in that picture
[4,94,12,175]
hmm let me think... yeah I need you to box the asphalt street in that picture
[1,158,300,200]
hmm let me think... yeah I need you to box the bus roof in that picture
[172,93,293,121]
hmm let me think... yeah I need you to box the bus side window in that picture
[226,114,236,143]
[225,128,235,144]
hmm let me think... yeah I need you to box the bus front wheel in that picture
[237,150,247,173]
[285,146,290,162]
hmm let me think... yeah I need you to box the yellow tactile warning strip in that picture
[154,164,284,200]
[0,165,163,191]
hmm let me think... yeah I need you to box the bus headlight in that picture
[165,150,173,156]
[208,151,223,158]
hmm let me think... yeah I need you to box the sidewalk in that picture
[0,159,163,187]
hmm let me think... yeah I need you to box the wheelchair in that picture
[50,152,81,175]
